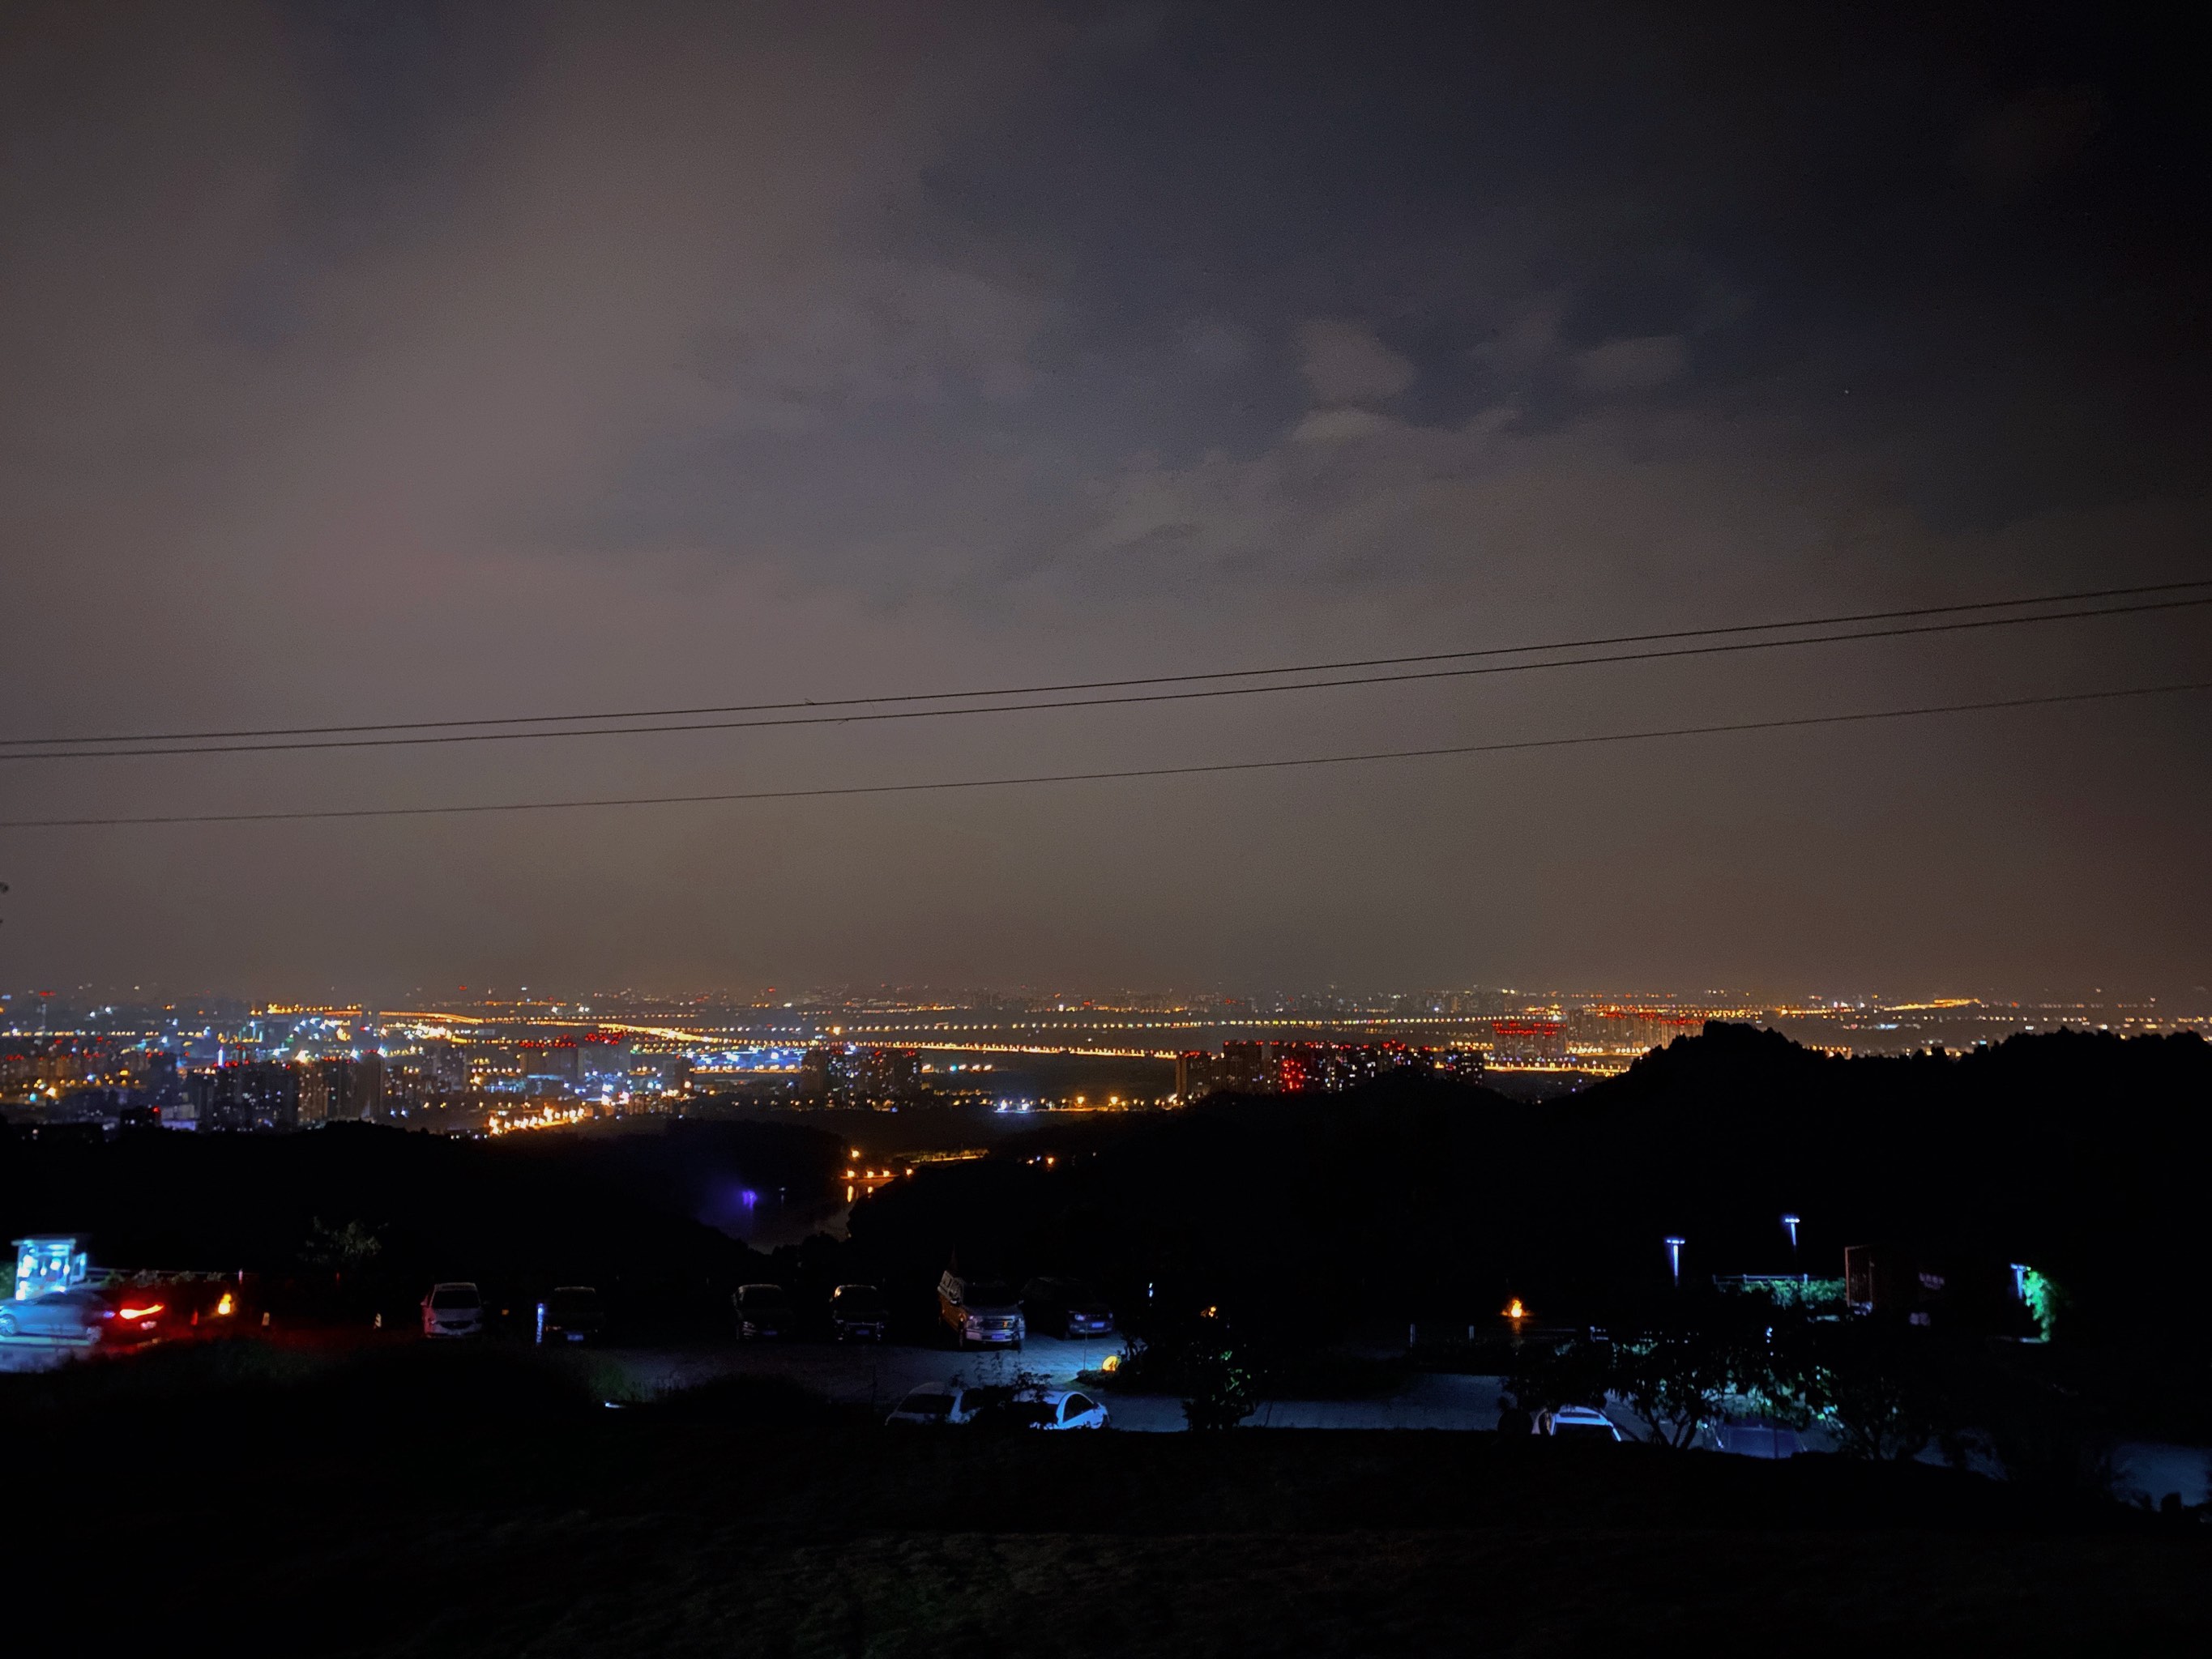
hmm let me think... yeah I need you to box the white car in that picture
[1014,1387,1110,1431]
[1542,1405,1625,1441]
[886,1380,988,1425]
[421,1282,483,1338]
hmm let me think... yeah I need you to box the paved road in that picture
[1249,1373,1510,1430]
[0,1335,92,1374]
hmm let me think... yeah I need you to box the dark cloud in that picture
[1,0,2208,1000]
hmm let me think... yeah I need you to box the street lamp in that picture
[1664,1236,1685,1287]
[1781,1213,1802,1281]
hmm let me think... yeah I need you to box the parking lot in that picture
[586,1332,1520,1433]
[10,1324,2205,1502]
[596,1331,1184,1428]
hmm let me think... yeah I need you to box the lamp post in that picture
[1781,1213,1801,1282]
[1664,1236,1685,1287]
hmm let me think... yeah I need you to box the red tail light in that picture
[118,1303,164,1321]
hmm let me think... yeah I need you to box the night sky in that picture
[2,2,2208,1000]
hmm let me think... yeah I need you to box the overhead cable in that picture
[2,594,2207,763]
[4,678,2202,830]
[2,576,2208,753]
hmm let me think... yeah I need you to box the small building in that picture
[11,1235,88,1301]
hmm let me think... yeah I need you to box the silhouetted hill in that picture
[847,1027,2212,1384]
[1562,1023,2212,1339]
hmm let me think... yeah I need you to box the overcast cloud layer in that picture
[2,0,2209,1001]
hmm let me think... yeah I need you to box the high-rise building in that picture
[298,1056,386,1124]
[578,1032,634,1081]
[1174,1051,1219,1099]
[190,1063,302,1132]
[1488,1017,1567,1064]
[518,1039,580,1088]
[421,1039,468,1091]
[1435,1047,1487,1083]
[1221,1041,1273,1093]
[798,1043,920,1105]
[1178,1039,1441,1101]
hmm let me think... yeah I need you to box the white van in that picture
[421,1282,483,1338]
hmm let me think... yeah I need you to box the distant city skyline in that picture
[8,976,2204,1056]
[10,972,2201,1139]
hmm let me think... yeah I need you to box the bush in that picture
[1181,1337,1259,1431]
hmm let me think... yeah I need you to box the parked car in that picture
[421,1282,483,1338]
[1541,1405,1625,1441]
[1020,1277,1115,1339]
[536,1286,605,1345]
[937,1269,1024,1350]
[886,1380,992,1426]
[0,1286,168,1345]
[890,1381,1111,1431]
[1007,1386,1110,1431]
[734,1282,796,1340]
[1710,1417,1804,1458]
[829,1283,890,1342]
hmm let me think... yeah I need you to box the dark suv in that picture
[830,1283,890,1342]
[937,1269,1024,1350]
[1020,1277,1115,1339]
[537,1285,605,1345]
[734,1282,796,1340]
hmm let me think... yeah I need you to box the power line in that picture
[4,595,2207,763]
[5,679,2202,830]
[2,576,2206,753]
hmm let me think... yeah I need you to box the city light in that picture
[10,989,2206,1146]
